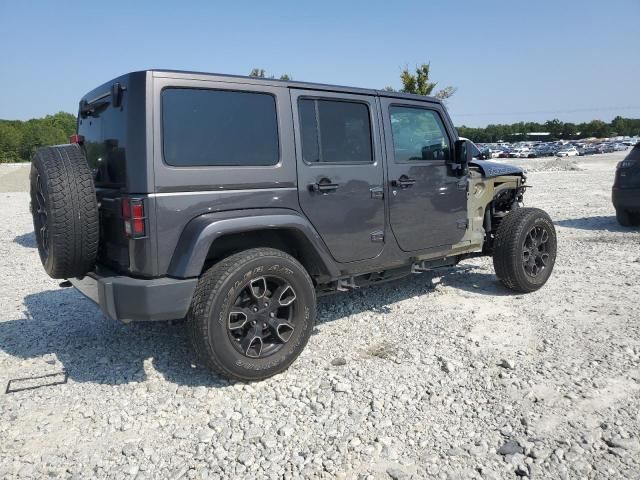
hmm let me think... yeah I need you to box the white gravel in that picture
[1,152,639,479]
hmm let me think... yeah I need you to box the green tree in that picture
[46,111,77,134]
[0,123,22,162]
[19,121,66,160]
[399,63,457,101]
[249,68,292,80]
[0,112,77,162]
[544,119,563,140]
[561,123,577,140]
[249,68,266,78]
[611,116,626,136]
[581,120,611,138]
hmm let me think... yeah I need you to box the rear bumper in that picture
[70,267,198,323]
[612,187,640,210]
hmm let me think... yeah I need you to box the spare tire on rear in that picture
[29,144,99,279]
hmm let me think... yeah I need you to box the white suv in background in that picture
[556,146,579,157]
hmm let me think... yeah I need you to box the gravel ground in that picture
[0,152,639,479]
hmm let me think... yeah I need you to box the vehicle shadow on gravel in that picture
[555,215,633,232]
[14,231,37,248]
[316,266,515,324]
[2,265,509,387]
[0,288,231,388]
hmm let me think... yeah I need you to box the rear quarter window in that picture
[161,88,279,167]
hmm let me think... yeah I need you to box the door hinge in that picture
[457,219,469,229]
[370,186,384,199]
[370,230,384,242]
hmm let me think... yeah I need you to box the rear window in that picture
[79,99,128,188]
[162,88,279,167]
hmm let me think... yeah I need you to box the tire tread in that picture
[493,207,556,293]
[187,247,314,381]
[30,144,99,278]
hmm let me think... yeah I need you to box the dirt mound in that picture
[525,158,584,173]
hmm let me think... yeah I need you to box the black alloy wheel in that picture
[227,276,298,358]
[522,225,551,278]
[33,174,49,257]
[493,207,557,293]
[188,248,316,381]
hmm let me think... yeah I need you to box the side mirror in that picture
[452,139,473,175]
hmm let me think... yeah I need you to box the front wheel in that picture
[493,208,557,293]
[188,248,316,381]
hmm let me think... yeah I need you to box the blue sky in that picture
[0,0,638,126]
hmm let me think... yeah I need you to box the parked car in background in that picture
[534,146,553,157]
[613,143,629,151]
[612,143,640,226]
[556,146,579,157]
[598,143,615,153]
[507,147,530,158]
[578,146,596,156]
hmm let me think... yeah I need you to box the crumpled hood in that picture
[470,160,524,178]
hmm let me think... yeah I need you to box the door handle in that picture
[309,180,339,193]
[391,176,416,188]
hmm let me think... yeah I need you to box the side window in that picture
[162,88,279,167]
[298,98,373,164]
[389,106,451,162]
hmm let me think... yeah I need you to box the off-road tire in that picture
[616,208,640,227]
[188,248,316,381]
[493,207,557,293]
[29,145,99,279]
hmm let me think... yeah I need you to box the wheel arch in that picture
[167,209,339,281]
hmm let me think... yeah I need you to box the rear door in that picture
[380,98,467,251]
[291,90,385,263]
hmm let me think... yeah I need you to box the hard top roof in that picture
[147,69,442,104]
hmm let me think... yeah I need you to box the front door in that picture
[292,90,385,263]
[381,98,467,251]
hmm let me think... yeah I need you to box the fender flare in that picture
[167,208,339,279]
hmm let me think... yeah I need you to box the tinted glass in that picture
[298,98,373,164]
[162,88,279,167]
[299,99,320,163]
[78,96,128,187]
[389,106,451,162]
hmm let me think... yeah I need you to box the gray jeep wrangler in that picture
[30,70,557,381]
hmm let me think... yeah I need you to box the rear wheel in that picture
[188,248,316,381]
[616,208,640,227]
[493,208,557,293]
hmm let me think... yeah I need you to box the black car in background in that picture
[613,143,640,226]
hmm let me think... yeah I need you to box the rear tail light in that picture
[121,198,146,238]
[69,134,84,145]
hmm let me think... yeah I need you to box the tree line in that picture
[457,117,640,143]
[0,112,76,162]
